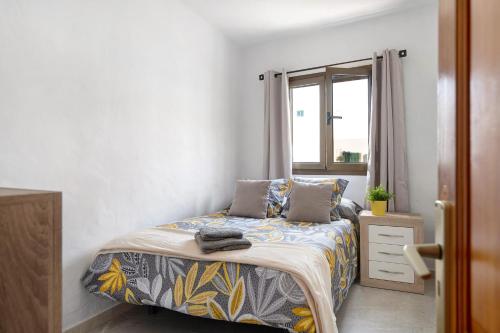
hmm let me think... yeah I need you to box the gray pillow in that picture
[286,181,332,223]
[228,180,271,219]
[281,177,349,221]
[338,198,363,224]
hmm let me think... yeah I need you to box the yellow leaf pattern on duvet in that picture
[207,212,226,218]
[187,305,208,316]
[256,225,276,230]
[228,277,245,320]
[237,314,265,325]
[124,288,138,304]
[208,299,228,321]
[197,262,222,290]
[340,270,348,290]
[292,307,316,333]
[336,246,347,267]
[222,263,240,293]
[324,249,336,275]
[185,262,198,299]
[174,275,183,307]
[171,263,219,309]
[98,258,126,295]
[207,221,224,227]
[223,264,232,291]
[187,291,218,304]
[292,307,311,316]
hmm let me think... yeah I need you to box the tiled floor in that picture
[335,280,435,333]
[89,280,435,333]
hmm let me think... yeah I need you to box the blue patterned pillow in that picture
[266,178,292,217]
[224,179,291,218]
[281,177,349,221]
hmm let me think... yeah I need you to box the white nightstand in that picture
[359,210,424,294]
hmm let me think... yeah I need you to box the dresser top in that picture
[0,187,59,197]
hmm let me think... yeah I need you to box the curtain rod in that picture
[258,49,407,81]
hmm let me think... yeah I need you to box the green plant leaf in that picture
[367,185,394,201]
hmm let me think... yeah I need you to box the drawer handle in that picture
[377,251,403,257]
[378,269,404,275]
[378,233,404,238]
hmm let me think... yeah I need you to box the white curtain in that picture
[367,49,410,212]
[263,69,292,179]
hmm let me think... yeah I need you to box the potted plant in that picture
[367,185,393,216]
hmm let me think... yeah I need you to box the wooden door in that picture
[469,0,500,331]
[439,0,500,331]
[438,0,469,331]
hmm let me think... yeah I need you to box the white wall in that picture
[0,0,241,329]
[238,5,438,243]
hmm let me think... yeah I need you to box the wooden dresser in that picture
[0,188,61,332]
[359,210,424,294]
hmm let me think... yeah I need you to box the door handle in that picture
[403,243,442,279]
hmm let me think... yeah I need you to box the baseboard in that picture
[64,303,135,333]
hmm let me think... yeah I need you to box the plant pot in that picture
[371,200,387,216]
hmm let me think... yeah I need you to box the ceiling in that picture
[182,0,435,45]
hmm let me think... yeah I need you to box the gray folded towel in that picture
[198,227,243,241]
[195,232,251,254]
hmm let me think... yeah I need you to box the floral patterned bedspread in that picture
[82,212,358,333]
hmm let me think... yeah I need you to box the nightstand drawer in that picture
[369,243,407,264]
[369,225,413,245]
[369,261,414,283]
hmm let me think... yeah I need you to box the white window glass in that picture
[291,85,320,163]
[331,78,369,163]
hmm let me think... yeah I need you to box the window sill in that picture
[293,168,367,176]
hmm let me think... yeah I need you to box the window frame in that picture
[289,73,326,170]
[290,65,371,176]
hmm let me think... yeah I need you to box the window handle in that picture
[326,112,342,125]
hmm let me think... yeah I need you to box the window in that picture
[289,75,325,169]
[289,65,371,175]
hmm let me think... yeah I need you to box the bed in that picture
[82,210,358,333]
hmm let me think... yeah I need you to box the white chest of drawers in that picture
[360,210,424,294]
